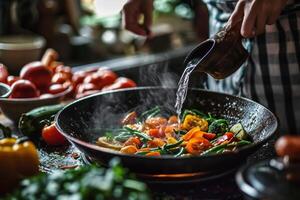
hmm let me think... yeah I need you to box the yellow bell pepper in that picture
[181,114,208,131]
[0,137,39,194]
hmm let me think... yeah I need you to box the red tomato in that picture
[102,77,136,91]
[48,84,66,94]
[97,69,117,87]
[10,80,39,98]
[83,73,103,89]
[76,83,98,94]
[51,72,70,84]
[75,90,100,99]
[20,61,52,91]
[42,123,68,146]
[6,76,20,86]
[39,93,54,99]
[72,71,88,87]
[55,65,72,79]
[0,64,8,83]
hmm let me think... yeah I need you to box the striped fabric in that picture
[202,0,300,134]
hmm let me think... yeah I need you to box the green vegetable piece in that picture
[175,147,185,157]
[163,139,183,150]
[140,106,160,121]
[18,104,65,137]
[230,123,249,140]
[174,130,187,135]
[124,127,151,141]
[205,113,216,125]
[208,119,229,134]
[201,143,228,155]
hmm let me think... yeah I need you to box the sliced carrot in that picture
[147,138,165,148]
[185,137,212,155]
[182,127,200,141]
[146,151,161,156]
[120,145,138,154]
[123,137,141,147]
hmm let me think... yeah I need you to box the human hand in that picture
[122,0,153,36]
[228,0,288,38]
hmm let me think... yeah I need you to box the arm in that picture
[228,0,288,38]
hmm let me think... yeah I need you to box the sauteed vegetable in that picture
[96,107,252,157]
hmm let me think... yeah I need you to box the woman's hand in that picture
[122,0,153,36]
[228,0,288,38]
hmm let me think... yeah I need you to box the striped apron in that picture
[202,0,300,134]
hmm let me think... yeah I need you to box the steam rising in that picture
[89,62,180,132]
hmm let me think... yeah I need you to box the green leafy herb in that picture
[5,159,150,200]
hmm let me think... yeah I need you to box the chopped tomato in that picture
[203,133,216,140]
[123,137,141,148]
[148,129,161,138]
[147,138,165,148]
[146,151,161,156]
[42,123,68,146]
[120,145,138,154]
[145,117,167,129]
[214,132,234,145]
[185,137,212,155]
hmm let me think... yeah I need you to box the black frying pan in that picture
[55,87,278,174]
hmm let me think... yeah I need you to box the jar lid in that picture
[236,159,300,200]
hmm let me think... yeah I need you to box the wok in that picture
[55,87,278,174]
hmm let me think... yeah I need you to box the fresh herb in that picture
[5,159,150,200]
[208,119,229,134]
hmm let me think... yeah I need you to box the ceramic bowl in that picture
[0,86,72,123]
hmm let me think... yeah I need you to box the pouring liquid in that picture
[175,58,201,123]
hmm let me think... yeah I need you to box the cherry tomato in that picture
[20,61,52,91]
[42,123,68,146]
[48,84,66,94]
[10,80,39,98]
[102,77,136,91]
[55,65,72,80]
[83,73,103,89]
[0,64,9,83]
[72,71,88,87]
[97,69,117,87]
[51,72,70,84]
[6,76,20,86]
[76,83,98,94]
